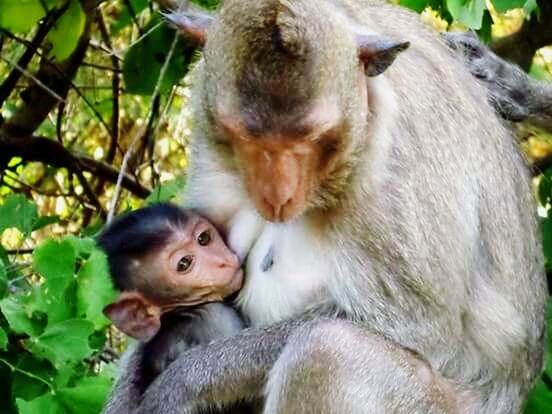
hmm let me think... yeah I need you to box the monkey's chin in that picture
[228,268,244,296]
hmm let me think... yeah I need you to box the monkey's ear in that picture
[103,292,161,342]
[164,8,214,46]
[357,34,410,77]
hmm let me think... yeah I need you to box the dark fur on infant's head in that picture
[97,203,194,292]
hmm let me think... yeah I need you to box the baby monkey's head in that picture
[97,203,243,341]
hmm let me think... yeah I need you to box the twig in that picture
[0,358,54,392]
[0,4,68,107]
[0,54,65,103]
[107,33,179,222]
[0,133,151,197]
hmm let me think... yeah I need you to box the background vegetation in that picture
[0,0,550,412]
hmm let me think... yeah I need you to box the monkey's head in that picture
[169,0,409,222]
[97,204,243,341]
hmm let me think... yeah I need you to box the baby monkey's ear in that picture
[103,291,161,342]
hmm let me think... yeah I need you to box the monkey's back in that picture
[332,1,546,411]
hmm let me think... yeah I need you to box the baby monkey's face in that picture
[141,215,243,308]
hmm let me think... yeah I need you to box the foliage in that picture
[0,0,551,413]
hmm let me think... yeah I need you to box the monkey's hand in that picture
[226,207,265,263]
[135,321,296,414]
[443,31,531,122]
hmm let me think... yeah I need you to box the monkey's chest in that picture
[235,220,331,327]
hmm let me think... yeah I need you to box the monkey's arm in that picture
[135,318,304,414]
[102,343,145,414]
[444,31,552,131]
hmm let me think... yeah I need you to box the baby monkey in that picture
[97,203,245,383]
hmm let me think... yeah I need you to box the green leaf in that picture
[0,296,43,337]
[0,0,51,33]
[144,176,187,205]
[123,17,194,95]
[476,10,492,43]
[446,0,487,29]
[17,394,66,414]
[57,375,114,414]
[31,239,78,324]
[0,195,39,237]
[64,235,97,258]
[33,239,76,284]
[76,250,117,330]
[32,216,60,232]
[0,260,7,298]
[399,0,430,12]
[46,0,86,61]
[11,354,54,402]
[28,319,94,368]
[0,326,7,350]
[491,0,527,13]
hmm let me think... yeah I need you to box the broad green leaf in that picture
[0,296,42,337]
[11,354,54,402]
[0,195,39,237]
[33,239,76,285]
[446,0,486,29]
[31,239,78,324]
[46,0,86,61]
[123,17,194,95]
[17,394,65,414]
[111,0,148,33]
[0,0,50,33]
[492,0,527,13]
[0,260,7,298]
[28,319,94,368]
[476,10,492,43]
[65,235,97,257]
[76,250,117,330]
[144,176,187,205]
[0,326,7,350]
[57,375,114,414]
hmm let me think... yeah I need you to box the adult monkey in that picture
[103,1,546,413]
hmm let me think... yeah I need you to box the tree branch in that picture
[0,133,151,198]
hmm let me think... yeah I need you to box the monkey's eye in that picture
[197,230,211,246]
[176,256,193,273]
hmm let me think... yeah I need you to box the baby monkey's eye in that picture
[177,256,193,273]
[197,230,211,246]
